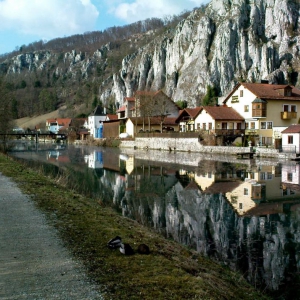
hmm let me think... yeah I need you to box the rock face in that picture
[115,0,300,106]
[1,0,299,108]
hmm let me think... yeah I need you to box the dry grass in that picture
[15,109,62,129]
[0,154,270,300]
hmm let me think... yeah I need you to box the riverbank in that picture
[0,153,269,299]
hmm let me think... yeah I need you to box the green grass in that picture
[0,154,270,300]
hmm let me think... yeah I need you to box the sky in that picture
[0,0,209,55]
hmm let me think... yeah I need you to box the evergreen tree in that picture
[202,85,218,106]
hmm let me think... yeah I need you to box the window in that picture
[240,90,244,97]
[261,122,266,129]
[208,123,212,129]
[237,123,242,129]
[232,95,239,103]
[202,123,206,130]
[222,123,227,129]
[288,173,293,182]
[288,135,293,144]
[244,188,248,195]
[245,122,249,129]
[231,196,238,203]
[267,122,273,129]
[239,203,243,209]
[266,137,272,145]
[244,105,249,112]
[250,122,255,129]
[283,104,297,112]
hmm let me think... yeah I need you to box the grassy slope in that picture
[0,154,270,300]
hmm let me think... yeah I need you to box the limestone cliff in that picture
[1,0,299,109]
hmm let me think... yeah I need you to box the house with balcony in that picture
[176,107,202,132]
[176,106,245,145]
[125,117,178,137]
[223,82,300,147]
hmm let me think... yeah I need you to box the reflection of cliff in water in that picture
[109,159,300,298]
[10,145,300,298]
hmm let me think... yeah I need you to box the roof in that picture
[175,107,202,122]
[106,114,118,120]
[281,124,300,134]
[90,105,105,116]
[202,106,244,121]
[117,105,125,112]
[56,118,72,126]
[127,117,177,126]
[46,118,72,126]
[124,97,135,102]
[223,83,300,103]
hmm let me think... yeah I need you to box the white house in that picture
[281,124,300,153]
[88,106,107,138]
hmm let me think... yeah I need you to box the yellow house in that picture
[223,82,300,147]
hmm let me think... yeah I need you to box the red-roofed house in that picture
[223,82,300,147]
[281,124,300,153]
[175,107,202,131]
[117,97,136,119]
[133,90,180,118]
[46,118,72,134]
[195,106,245,136]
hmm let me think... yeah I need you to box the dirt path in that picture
[0,174,103,300]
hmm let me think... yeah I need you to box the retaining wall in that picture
[120,137,286,159]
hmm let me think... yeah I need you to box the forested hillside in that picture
[0,10,192,119]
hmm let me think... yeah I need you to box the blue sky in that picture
[0,0,209,55]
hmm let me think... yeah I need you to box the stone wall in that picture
[120,137,285,159]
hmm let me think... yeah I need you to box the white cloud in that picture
[0,0,99,40]
[110,0,207,23]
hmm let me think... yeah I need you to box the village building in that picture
[125,117,178,137]
[175,107,202,132]
[46,118,72,134]
[133,90,180,118]
[281,124,300,153]
[223,82,300,147]
[117,97,135,119]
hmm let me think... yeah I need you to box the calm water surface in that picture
[10,142,300,299]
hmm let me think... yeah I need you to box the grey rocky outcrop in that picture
[1,0,299,107]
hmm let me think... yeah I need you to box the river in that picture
[10,142,300,299]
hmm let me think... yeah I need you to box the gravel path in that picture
[0,174,103,300]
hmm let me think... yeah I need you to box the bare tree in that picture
[0,78,16,152]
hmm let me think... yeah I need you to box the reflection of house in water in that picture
[281,164,300,196]
[47,150,70,163]
[225,164,300,216]
[84,151,104,169]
